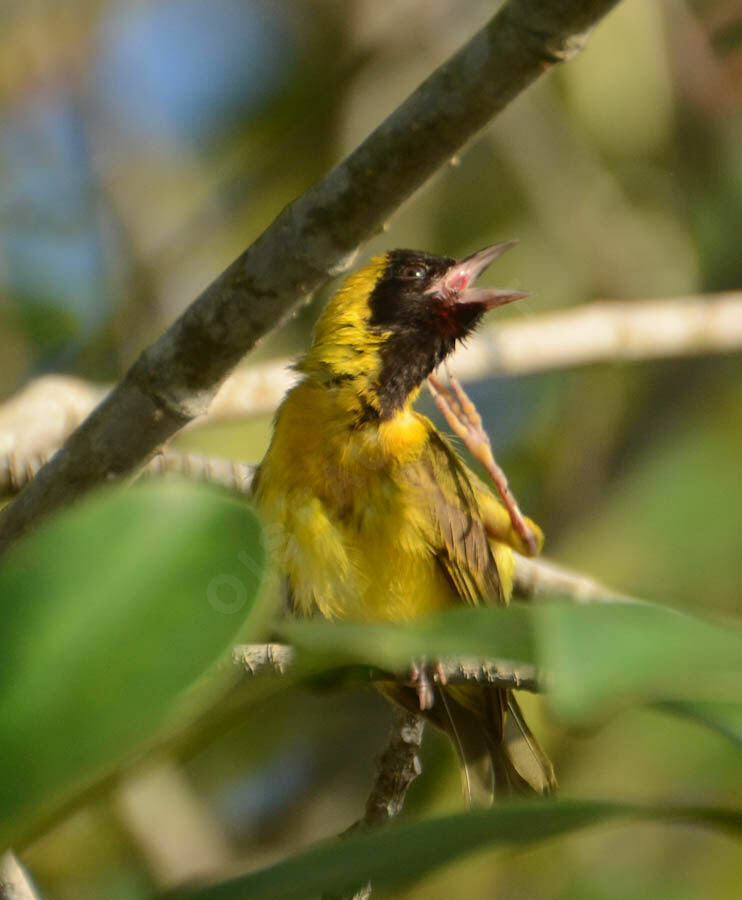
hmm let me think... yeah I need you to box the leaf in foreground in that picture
[0,481,265,847]
[281,601,742,727]
[170,800,742,900]
[280,605,536,672]
[539,602,742,719]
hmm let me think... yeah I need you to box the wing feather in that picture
[401,427,504,607]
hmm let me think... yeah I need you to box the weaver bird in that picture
[253,243,556,804]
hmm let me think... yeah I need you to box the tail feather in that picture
[500,693,557,795]
[381,683,556,806]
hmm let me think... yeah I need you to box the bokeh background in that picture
[1,0,741,897]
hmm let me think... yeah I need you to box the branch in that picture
[234,648,539,900]
[2,291,739,487]
[453,291,742,376]
[232,644,543,693]
[0,852,39,900]
[215,290,742,416]
[512,555,633,604]
[0,0,621,552]
[352,710,425,833]
[322,710,426,900]
[1,444,635,611]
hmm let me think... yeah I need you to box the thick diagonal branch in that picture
[0,0,621,552]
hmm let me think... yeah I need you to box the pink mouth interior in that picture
[448,272,470,292]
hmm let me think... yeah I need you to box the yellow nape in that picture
[299,254,389,389]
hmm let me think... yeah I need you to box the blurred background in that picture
[1,0,741,897]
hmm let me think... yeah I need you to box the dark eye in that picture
[399,264,426,280]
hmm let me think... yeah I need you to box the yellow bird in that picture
[253,243,556,804]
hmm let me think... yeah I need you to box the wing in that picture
[400,425,505,607]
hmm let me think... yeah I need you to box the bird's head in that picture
[300,242,527,420]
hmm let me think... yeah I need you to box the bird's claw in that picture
[427,369,540,556]
[409,658,448,710]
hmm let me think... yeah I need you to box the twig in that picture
[0,0,621,553]
[113,762,234,889]
[353,710,426,832]
[0,852,39,900]
[232,644,543,694]
[2,291,740,487]
[0,446,633,612]
[1,449,256,500]
[512,555,634,604]
[323,710,426,900]
[231,642,294,675]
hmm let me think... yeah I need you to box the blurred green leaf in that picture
[540,602,742,720]
[656,702,742,751]
[280,606,537,673]
[170,800,742,900]
[282,601,742,729]
[557,414,742,613]
[0,481,265,847]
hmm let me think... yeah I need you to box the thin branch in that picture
[0,852,39,900]
[322,710,426,900]
[1,445,635,611]
[113,762,234,889]
[512,555,634,604]
[352,710,426,832]
[232,644,543,693]
[231,642,294,676]
[1,449,255,499]
[2,291,739,487]
[0,0,621,552]
[189,290,742,411]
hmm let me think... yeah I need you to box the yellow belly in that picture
[255,382,455,622]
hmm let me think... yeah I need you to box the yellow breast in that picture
[254,382,453,621]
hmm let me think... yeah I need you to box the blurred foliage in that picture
[0,481,267,850]
[171,802,742,900]
[0,0,740,897]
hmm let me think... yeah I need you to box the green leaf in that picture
[656,701,742,750]
[0,481,266,846]
[282,600,742,741]
[280,605,537,672]
[169,800,742,900]
[539,601,742,719]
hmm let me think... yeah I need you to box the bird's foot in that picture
[408,658,448,710]
[427,368,540,556]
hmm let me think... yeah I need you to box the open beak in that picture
[427,240,529,309]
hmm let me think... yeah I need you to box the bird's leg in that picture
[409,658,435,711]
[427,369,540,556]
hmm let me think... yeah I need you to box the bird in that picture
[252,242,556,805]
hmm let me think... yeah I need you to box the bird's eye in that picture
[399,265,426,280]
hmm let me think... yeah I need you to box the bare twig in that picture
[1,445,634,612]
[113,762,234,889]
[2,291,740,490]
[0,852,39,900]
[512,555,634,604]
[353,710,426,832]
[0,0,621,552]
[429,658,543,692]
[142,452,256,495]
[323,710,426,900]
[232,644,543,693]
[1,449,255,499]
[231,642,294,675]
